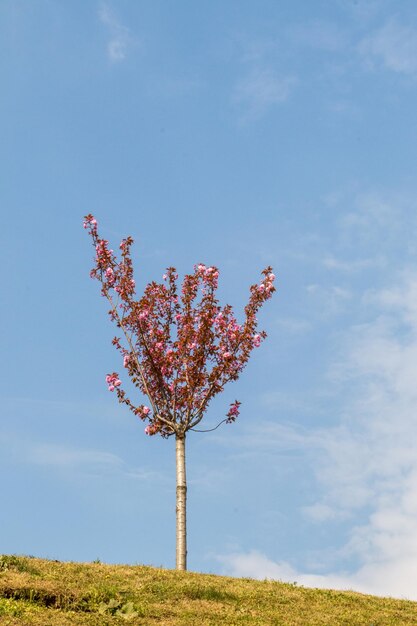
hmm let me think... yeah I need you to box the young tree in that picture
[84,214,276,570]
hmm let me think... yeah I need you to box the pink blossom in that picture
[226,400,241,423]
[143,406,150,415]
[106,372,121,391]
[253,334,261,347]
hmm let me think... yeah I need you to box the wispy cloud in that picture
[234,69,296,121]
[274,317,312,334]
[252,272,417,598]
[215,257,417,600]
[217,550,354,593]
[2,430,158,481]
[260,390,309,414]
[306,283,353,316]
[359,19,417,75]
[28,442,123,469]
[98,4,135,63]
[322,255,385,272]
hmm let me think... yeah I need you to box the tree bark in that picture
[175,433,187,570]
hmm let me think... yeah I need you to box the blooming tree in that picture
[84,214,276,570]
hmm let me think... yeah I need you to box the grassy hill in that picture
[1,555,417,625]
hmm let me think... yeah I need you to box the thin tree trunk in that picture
[175,434,187,570]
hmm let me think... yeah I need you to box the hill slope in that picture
[0,555,416,625]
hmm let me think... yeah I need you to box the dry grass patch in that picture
[1,555,417,625]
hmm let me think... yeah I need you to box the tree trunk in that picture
[175,434,187,570]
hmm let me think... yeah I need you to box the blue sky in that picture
[3,0,417,600]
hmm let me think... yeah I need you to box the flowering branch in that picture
[84,214,276,438]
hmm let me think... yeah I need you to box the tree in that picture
[84,214,276,570]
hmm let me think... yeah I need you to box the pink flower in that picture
[106,373,121,391]
[143,406,150,415]
[253,334,261,348]
[226,400,241,423]
[163,274,167,280]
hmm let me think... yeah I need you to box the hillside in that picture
[0,555,416,625]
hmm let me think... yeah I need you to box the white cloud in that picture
[314,272,417,598]
[99,4,134,63]
[359,19,417,75]
[2,430,157,481]
[218,271,417,600]
[217,547,417,599]
[274,317,312,333]
[341,191,397,233]
[303,502,344,522]
[261,391,308,413]
[234,69,296,120]
[322,255,385,272]
[217,550,354,593]
[306,283,353,316]
[28,442,122,469]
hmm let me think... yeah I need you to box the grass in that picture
[1,555,417,625]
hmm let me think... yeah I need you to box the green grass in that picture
[0,555,416,625]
